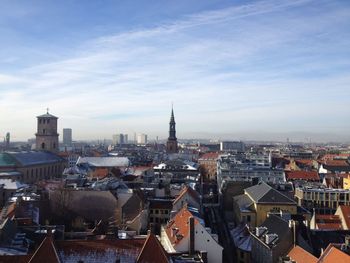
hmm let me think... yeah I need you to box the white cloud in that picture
[1,0,350,141]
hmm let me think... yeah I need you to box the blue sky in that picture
[0,0,350,142]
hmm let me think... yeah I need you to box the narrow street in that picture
[207,206,236,263]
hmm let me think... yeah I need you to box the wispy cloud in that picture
[0,0,349,141]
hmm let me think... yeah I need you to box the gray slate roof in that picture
[77,156,130,167]
[259,214,291,242]
[245,182,296,204]
[234,194,254,212]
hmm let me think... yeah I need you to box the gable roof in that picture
[285,170,320,181]
[28,236,60,263]
[318,243,350,263]
[245,182,296,204]
[287,245,317,263]
[165,206,199,246]
[137,233,169,263]
[173,186,200,206]
[339,205,350,229]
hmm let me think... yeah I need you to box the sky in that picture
[0,0,350,142]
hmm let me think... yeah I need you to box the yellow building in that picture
[343,174,350,190]
[233,182,297,227]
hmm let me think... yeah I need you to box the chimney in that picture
[189,216,195,255]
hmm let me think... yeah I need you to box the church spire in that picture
[166,105,178,153]
[169,106,176,140]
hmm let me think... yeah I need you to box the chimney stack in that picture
[189,216,195,255]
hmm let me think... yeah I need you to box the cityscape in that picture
[1,1,350,263]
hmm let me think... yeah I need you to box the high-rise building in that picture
[137,133,147,145]
[220,141,245,152]
[63,128,72,146]
[35,110,59,153]
[113,134,128,145]
[5,132,10,149]
[166,107,178,153]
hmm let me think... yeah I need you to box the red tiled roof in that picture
[199,152,219,160]
[318,243,350,263]
[339,205,350,229]
[315,215,342,230]
[165,206,199,245]
[28,236,60,263]
[137,233,169,263]
[287,245,317,263]
[173,186,200,206]
[285,170,319,181]
[323,160,349,167]
[91,168,108,179]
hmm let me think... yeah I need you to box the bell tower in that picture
[35,109,59,153]
[166,106,178,154]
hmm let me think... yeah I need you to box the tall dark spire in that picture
[169,106,176,140]
[166,106,178,153]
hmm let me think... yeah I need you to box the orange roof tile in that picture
[91,168,108,179]
[339,205,350,229]
[199,152,219,160]
[285,170,319,181]
[318,244,350,263]
[165,206,199,245]
[287,245,317,263]
[315,215,342,230]
[137,233,169,263]
[324,160,349,167]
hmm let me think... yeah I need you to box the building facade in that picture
[62,128,72,146]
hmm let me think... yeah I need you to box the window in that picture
[155,210,159,214]
[247,215,251,222]
[150,209,154,214]
[41,142,45,149]
[43,129,46,134]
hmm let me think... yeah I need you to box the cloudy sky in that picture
[0,0,349,142]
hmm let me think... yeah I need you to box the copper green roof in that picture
[0,153,17,167]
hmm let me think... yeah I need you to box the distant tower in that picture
[63,128,72,146]
[35,109,59,153]
[166,106,178,153]
[5,132,10,149]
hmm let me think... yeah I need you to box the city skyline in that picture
[1,0,350,142]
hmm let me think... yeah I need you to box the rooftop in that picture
[287,245,317,263]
